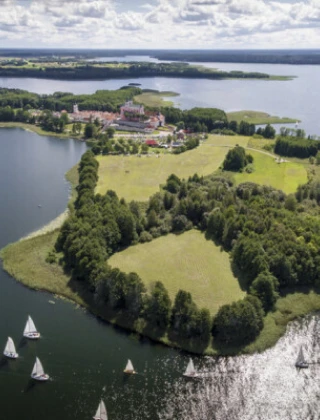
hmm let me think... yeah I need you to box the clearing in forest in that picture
[109,229,245,315]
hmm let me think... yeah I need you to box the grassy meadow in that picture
[232,150,307,194]
[109,229,245,315]
[0,231,85,306]
[226,110,298,125]
[134,91,179,107]
[96,134,249,201]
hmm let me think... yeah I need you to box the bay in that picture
[1,61,320,135]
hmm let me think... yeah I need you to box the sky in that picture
[1,0,320,49]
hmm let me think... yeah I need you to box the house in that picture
[145,139,159,147]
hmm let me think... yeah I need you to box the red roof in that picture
[145,139,159,146]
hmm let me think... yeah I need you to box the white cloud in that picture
[0,0,320,48]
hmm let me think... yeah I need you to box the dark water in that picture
[1,62,320,135]
[0,127,319,420]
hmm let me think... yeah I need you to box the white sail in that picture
[4,337,16,354]
[125,359,134,372]
[32,357,45,376]
[94,400,108,420]
[184,358,196,376]
[296,346,307,366]
[24,316,37,334]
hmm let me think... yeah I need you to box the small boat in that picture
[123,359,136,374]
[3,337,18,359]
[183,358,199,378]
[295,346,308,369]
[93,400,108,420]
[31,357,49,381]
[23,315,40,339]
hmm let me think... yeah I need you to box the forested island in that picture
[1,48,319,65]
[0,59,289,81]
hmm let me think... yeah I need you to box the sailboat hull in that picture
[123,369,136,374]
[24,332,40,340]
[3,351,18,359]
[295,362,309,369]
[183,373,200,378]
[31,373,49,381]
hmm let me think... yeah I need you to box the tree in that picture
[223,146,253,172]
[212,296,264,345]
[106,127,115,138]
[84,123,96,139]
[171,290,197,338]
[263,124,276,139]
[284,194,297,211]
[250,272,279,312]
[207,210,225,240]
[145,281,172,329]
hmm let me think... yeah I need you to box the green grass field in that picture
[232,150,308,194]
[109,229,245,315]
[226,110,298,125]
[134,91,179,107]
[0,231,85,306]
[96,134,249,201]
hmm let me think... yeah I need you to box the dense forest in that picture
[1,49,319,64]
[53,147,320,353]
[0,62,272,81]
[0,87,141,113]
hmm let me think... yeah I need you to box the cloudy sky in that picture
[1,0,319,49]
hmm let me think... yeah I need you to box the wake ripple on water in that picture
[158,315,320,420]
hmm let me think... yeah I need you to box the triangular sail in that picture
[125,359,134,372]
[296,346,306,365]
[185,358,196,376]
[27,316,37,333]
[33,357,44,376]
[94,400,107,420]
[4,337,16,354]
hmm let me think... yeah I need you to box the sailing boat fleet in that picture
[2,314,310,418]
[3,315,49,381]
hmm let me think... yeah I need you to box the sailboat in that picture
[123,359,136,374]
[3,337,18,359]
[93,400,108,420]
[23,315,40,339]
[183,358,198,378]
[295,346,308,368]
[31,357,49,381]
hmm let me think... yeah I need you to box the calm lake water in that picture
[1,61,320,135]
[0,69,320,419]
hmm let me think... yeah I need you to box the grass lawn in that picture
[227,110,298,125]
[0,231,85,306]
[134,91,179,107]
[109,229,245,315]
[96,134,249,201]
[232,150,307,194]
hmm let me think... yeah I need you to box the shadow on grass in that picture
[204,231,249,292]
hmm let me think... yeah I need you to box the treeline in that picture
[0,106,71,134]
[55,151,213,353]
[275,136,320,158]
[55,150,320,351]
[0,87,141,113]
[0,62,272,81]
[152,51,320,65]
[162,107,227,132]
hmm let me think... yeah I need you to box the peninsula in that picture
[0,58,291,81]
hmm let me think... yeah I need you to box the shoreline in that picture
[0,122,84,141]
[0,160,319,357]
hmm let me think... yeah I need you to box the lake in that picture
[0,127,319,419]
[1,61,320,135]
